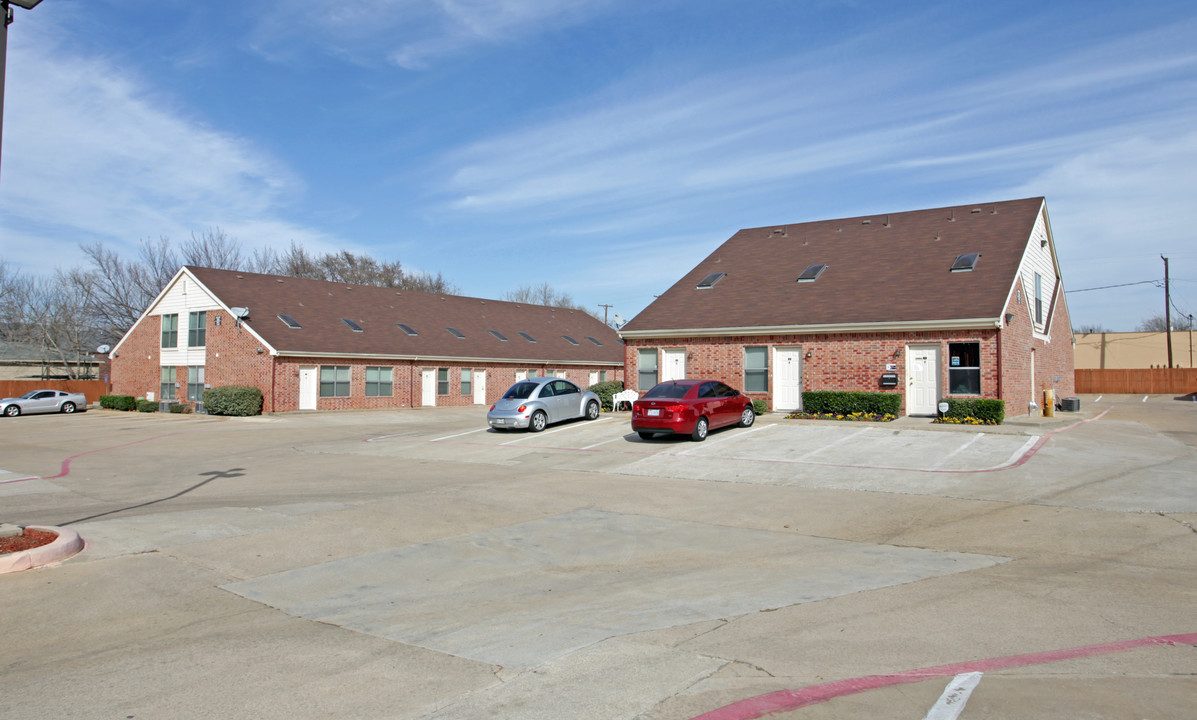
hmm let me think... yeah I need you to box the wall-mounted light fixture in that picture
[892,347,902,358]
[1005,313,1014,324]
[256,347,265,354]
[805,350,812,359]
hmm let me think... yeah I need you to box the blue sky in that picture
[2,0,1195,332]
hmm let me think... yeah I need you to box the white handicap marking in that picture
[922,672,983,720]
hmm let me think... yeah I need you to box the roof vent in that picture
[397,323,418,336]
[446,327,465,339]
[489,330,508,341]
[277,314,301,329]
[971,208,982,214]
[562,335,580,346]
[585,336,603,346]
[518,332,536,343]
[696,272,726,289]
[862,219,871,225]
[342,318,363,332]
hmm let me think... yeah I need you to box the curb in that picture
[0,526,85,574]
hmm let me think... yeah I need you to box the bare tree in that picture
[78,239,178,343]
[1072,323,1107,333]
[503,282,598,317]
[181,228,243,269]
[401,270,458,294]
[1137,313,1193,332]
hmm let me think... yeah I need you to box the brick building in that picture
[619,197,1074,417]
[110,267,623,413]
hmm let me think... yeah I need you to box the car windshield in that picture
[20,391,39,399]
[644,383,691,399]
[503,382,539,400]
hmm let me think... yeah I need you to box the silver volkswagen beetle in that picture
[487,377,601,432]
[1,389,88,417]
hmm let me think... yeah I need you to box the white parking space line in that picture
[501,418,619,446]
[429,427,491,443]
[928,433,985,470]
[922,672,983,720]
[676,423,776,456]
[798,426,872,460]
[1001,436,1039,468]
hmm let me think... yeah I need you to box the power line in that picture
[1065,279,1158,293]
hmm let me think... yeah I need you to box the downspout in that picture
[996,325,1003,405]
[270,355,276,413]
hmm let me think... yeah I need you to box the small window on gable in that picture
[696,272,726,289]
[342,318,363,332]
[585,336,603,346]
[489,330,509,341]
[951,253,981,272]
[796,264,827,283]
[278,314,302,329]
[518,332,536,343]
[397,323,418,336]
[562,335,579,346]
[446,327,465,339]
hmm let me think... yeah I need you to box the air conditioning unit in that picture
[158,401,173,412]
[194,402,206,414]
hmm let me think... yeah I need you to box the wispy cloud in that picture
[252,0,617,69]
[0,20,322,272]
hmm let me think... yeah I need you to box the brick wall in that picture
[113,311,624,413]
[998,279,1076,414]
[624,314,1073,417]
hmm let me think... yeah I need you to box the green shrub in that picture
[100,395,137,411]
[202,385,263,416]
[802,390,902,416]
[939,397,1005,424]
[168,403,191,414]
[587,380,625,411]
[752,398,768,416]
[136,399,158,413]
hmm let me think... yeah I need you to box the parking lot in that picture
[2,395,1195,719]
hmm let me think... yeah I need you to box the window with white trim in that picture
[365,366,392,397]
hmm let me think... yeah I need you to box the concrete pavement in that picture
[1,395,1194,719]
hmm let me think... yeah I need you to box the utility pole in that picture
[1162,255,1173,369]
[597,303,613,325]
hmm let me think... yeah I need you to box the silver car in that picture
[487,377,601,432]
[1,389,88,417]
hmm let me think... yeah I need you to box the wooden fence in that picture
[1074,368,1197,395]
[0,380,110,405]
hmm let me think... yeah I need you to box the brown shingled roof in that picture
[621,197,1046,334]
[186,266,624,365]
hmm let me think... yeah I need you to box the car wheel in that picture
[529,411,547,432]
[3,405,20,417]
[637,431,655,440]
[61,402,77,414]
[691,416,709,442]
[585,400,600,421]
[739,406,755,428]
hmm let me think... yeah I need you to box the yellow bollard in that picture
[1043,388,1055,417]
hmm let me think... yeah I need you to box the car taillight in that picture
[490,404,496,411]
[666,404,687,414]
[517,405,528,413]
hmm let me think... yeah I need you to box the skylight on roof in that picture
[342,318,363,332]
[446,327,465,339]
[518,332,536,343]
[489,330,509,341]
[951,253,981,272]
[796,264,827,283]
[277,314,301,329]
[562,335,579,346]
[585,336,603,346]
[696,272,726,289]
[397,323,418,336]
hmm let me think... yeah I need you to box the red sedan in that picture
[631,379,755,441]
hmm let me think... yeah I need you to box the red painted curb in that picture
[0,525,85,573]
[689,632,1197,719]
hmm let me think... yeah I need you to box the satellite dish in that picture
[230,307,250,319]
[96,344,111,354]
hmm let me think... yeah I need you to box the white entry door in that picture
[661,348,686,381]
[473,370,487,405]
[298,366,317,410]
[421,369,436,407]
[906,344,940,416]
[773,348,803,412]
